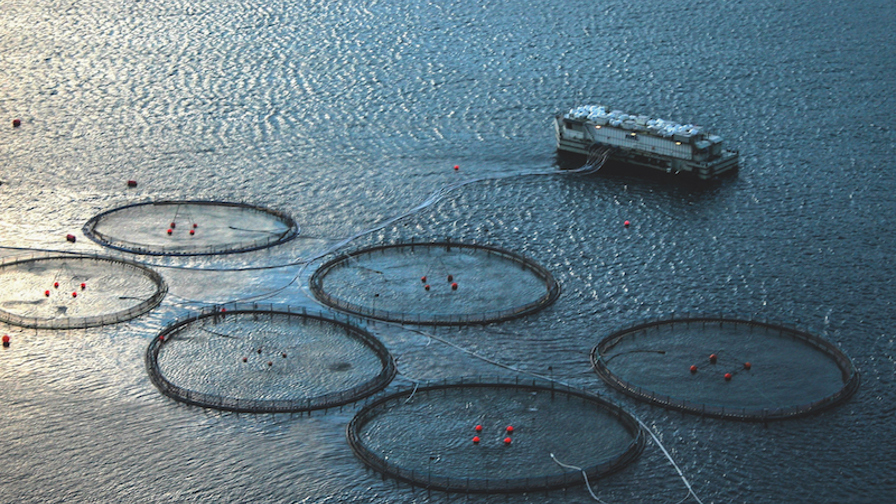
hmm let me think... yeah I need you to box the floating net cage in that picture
[590,315,860,421]
[309,239,561,325]
[346,377,645,494]
[0,253,167,329]
[146,304,397,413]
[82,200,299,256]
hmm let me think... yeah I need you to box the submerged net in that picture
[0,253,167,329]
[309,239,560,325]
[591,315,860,421]
[146,304,396,413]
[347,377,644,494]
[83,200,298,256]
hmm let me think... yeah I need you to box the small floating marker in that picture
[66,234,77,243]
[689,365,698,374]
[170,222,176,229]
[242,357,247,363]
[454,165,459,171]
[474,424,482,432]
[421,276,427,283]
[709,354,718,364]
[221,308,227,313]
[166,228,173,235]
[80,282,86,290]
[267,361,273,367]
[44,290,51,297]
[744,362,752,370]
[281,352,287,358]
[189,229,195,236]
[505,425,514,433]
[503,437,512,445]
[623,220,630,227]
[126,180,137,188]
[71,291,77,298]
[159,335,165,342]
[724,373,732,381]
[472,436,480,444]
[2,335,10,347]
[12,119,21,128]
[53,282,59,288]
[257,348,262,354]
[424,284,430,291]
[447,274,453,282]
[451,282,458,291]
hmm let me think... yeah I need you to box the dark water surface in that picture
[2,0,895,502]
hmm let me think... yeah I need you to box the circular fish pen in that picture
[0,253,167,329]
[146,304,396,413]
[591,315,860,421]
[82,200,299,256]
[309,240,560,325]
[346,377,644,494]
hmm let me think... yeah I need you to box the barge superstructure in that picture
[555,105,739,180]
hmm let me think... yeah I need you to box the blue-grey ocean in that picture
[1,0,895,502]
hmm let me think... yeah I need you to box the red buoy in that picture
[170,222,176,229]
[189,229,195,236]
[709,354,718,364]
[474,424,482,432]
[80,283,86,290]
[126,180,137,188]
[66,234,77,243]
[472,436,480,444]
[2,335,10,347]
[12,119,21,128]
[505,425,514,433]
[53,282,59,288]
[193,223,198,228]
[242,357,247,363]
[744,362,752,370]
[71,292,77,298]
[689,365,698,374]
[267,361,273,367]
[454,165,459,171]
[421,276,427,283]
[159,335,165,342]
[724,373,732,381]
[451,282,458,291]
[44,290,50,297]
[424,284,430,291]
[166,228,173,235]
[624,220,630,227]
[503,437,512,445]
[281,352,287,358]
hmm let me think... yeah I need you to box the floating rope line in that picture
[549,453,609,504]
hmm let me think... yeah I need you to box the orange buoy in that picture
[12,119,21,128]
[451,282,458,290]
[472,436,480,444]
[474,424,482,432]
[503,437,512,445]
[744,362,752,370]
[166,228,173,235]
[689,365,698,374]
[424,284,430,291]
[44,290,50,297]
[724,373,732,381]
[66,234,77,243]
[505,425,514,433]
[709,354,718,364]
[126,180,137,188]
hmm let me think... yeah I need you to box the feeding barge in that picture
[555,105,739,180]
